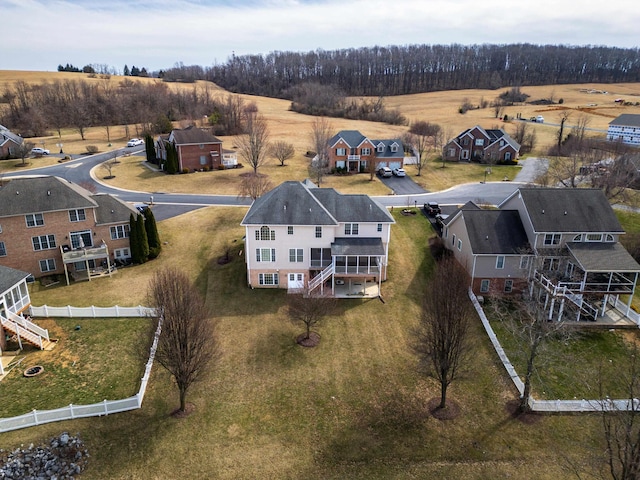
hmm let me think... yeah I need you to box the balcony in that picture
[347,155,361,160]
[61,245,109,264]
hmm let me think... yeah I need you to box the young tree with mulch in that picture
[269,140,295,167]
[288,290,337,347]
[413,257,472,413]
[148,267,219,414]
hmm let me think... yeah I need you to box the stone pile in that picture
[0,432,89,479]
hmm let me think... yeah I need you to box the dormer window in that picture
[586,233,603,242]
[390,144,398,153]
[377,144,384,153]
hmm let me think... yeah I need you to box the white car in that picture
[31,147,50,155]
[127,138,144,147]
[378,166,393,177]
[393,168,406,177]
[535,115,544,123]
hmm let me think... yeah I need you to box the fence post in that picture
[91,305,96,318]
[103,399,108,416]
[70,404,75,419]
[33,409,39,425]
[44,305,48,317]
[67,305,73,317]
[115,305,120,317]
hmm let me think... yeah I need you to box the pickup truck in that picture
[424,202,441,216]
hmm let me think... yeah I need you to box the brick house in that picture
[443,126,520,163]
[607,114,640,147]
[241,180,395,297]
[327,130,404,173]
[156,126,223,171]
[443,187,640,322]
[0,176,140,284]
[0,125,23,158]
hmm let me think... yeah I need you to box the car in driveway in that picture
[378,166,393,177]
[392,168,406,177]
[127,138,144,147]
[31,147,50,155]
[424,202,441,216]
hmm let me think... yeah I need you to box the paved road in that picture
[3,149,549,219]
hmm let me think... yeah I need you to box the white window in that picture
[543,234,561,246]
[345,223,359,235]
[0,241,6,257]
[288,226,294,235]
[573,234,583,242]
[475,138,485,146]
[496,256,505,269]
[289,248,303,262]
[110,225,130,240]
[69,209,86,222]
[39,258,56,272]
[114,248,131,259]
[200,155,207,165]
[32,234,56,251]
[444,227,448,239]
[336,148,346,156]
[390,144,398,152]
[256,248,276,262]
[361,148,371,155]
[448,148,455,157]
[0,224,2,233]
[377,223,382,232]
[259,273,279,285]
[25,213,44,227]
[606,234,614,242]
[504,279,514,293]
[520,256,530,269]
[543,258,560,270]
[70,230,93,249]
[255,226,275,241]
[315,226,322,238]
[480,279,490,293]
[377,145,384,153]
[566,261,575,278]
[452,234,456,246]
[457,239,462,251]
[586,233,603,242]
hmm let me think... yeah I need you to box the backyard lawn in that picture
[0,207,619,479]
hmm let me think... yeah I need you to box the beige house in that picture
[241,180,395,297]
[443,187,640,322]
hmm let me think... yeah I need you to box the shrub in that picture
[217,165,225,170]
[86,145,99,154]
[558,98,564,104]
[503,114,509,121]
[203,166,210,172]
[181,168,189,174]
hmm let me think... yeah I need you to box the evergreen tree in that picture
[144,133,157,164]
[137,214,149,262]
[165,142,179,174]
[131,65,140,76]
[129,213,142,263]
[144,208,162,259]
[123,64,130,76]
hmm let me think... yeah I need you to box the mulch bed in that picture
[296,332,320,347]
[428,397,461,420]
[171,403,196,418]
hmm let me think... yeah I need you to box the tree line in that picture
[203,44,640,97]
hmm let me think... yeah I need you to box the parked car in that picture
[392,168,406,177]
[424,202,441,216]
[536,115,545,123]
[127,138,144,147]
[378,166,393,177]
[31,147,50,155]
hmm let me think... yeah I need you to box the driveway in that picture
[379,174,427,195]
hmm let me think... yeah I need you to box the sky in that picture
[2,0,639,73]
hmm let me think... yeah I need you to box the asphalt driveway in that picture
[379,174,427,195]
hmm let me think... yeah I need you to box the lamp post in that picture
[483,167,492,184]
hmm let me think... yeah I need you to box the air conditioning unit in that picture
[335,279,345,285]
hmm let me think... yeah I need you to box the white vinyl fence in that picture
[0,314,162,433]
[469,289,640,413]
[30,305,155,318]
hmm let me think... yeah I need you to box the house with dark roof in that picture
[607,114,640,147]
[156,126,223,171]
[241,181,395,297]
[327,130,404,173]
[0,177,140,284]
[444,187,640,322]
[0,125,23,158]
[443,126,520,163]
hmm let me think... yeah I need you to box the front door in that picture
[288,273,304,290]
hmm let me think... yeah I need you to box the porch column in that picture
[627,272,638,317]
[64,263,70,286]
[601,294,608,317]
[548,297,556,321]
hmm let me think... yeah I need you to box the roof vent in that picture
[15,191,19,195]
[486,236,489,240]
[111,209,114,213]
[564,211,567,215]
[284,205,286,211]
[541,209,545,214]
[47,190,51,196]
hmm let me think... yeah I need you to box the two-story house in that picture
[241,180,395,297]
[443,126,520,163]
[444,187,640,322]
[156,126,223,171]
[607,114,640,147]
[0,176,140,284]
[0,125,23,158]
[327,130,404,173]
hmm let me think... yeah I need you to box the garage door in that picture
[388,161,402,170]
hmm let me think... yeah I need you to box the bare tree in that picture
[236,113,270,174]
[412,257,472,410]
[238,173,273,201]
[405,121,441,176]
[309,117,333,185]
[269,140,295,167]
[557,111,572,153]
[591,153,640,203]
[147,267,218,413]
[101,153,119,179]
[572,113,591,146]
[287,290,337,346]
[16,141,34,167]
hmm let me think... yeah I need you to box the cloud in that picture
[2,0,638,72]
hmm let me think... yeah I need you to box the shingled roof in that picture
[92,194,140,225]
[567,242,640,272]
[462,209,529,254]
[0,265,30,294]
[170,126,221,145]
[515,188,623,233]
[241,181,394,226]
[609,114,640,128]
[0,176,97,218]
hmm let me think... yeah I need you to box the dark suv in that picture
[424,202,441,216]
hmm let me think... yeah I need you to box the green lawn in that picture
[0,209,615,479]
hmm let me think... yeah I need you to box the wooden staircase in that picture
[0,312,52,350]
[308,263,334,293]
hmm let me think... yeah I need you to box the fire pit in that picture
[23,365,44,377]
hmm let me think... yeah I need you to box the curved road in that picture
[3,150,546,220]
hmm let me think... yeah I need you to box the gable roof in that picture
[462,209,529,254]
[0,265,30,295]
[329,130,368,148]
[0,125,23,147]
[449,125,520,151]
[371,139,404,158]
[609,114,640,128]
[514,188,623,233]
[170,126,221,146]
[92,194,140,225]
[0,176,97,218]
[241,181,394,226]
